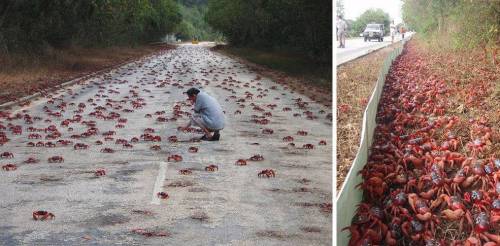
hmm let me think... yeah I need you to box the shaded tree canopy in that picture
[205,0,332,63]
[0,0,181,54]
[174,0,222,41]
[402,0,499,49]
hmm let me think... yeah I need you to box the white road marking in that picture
[151,161,168,205]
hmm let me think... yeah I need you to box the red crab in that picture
[188,147,198,153]
[73,143,88,150]
[168,136,178,143]
[167,155,183,162]
[205,165,218,171]
[283,136,294,142]
[123,143,133,148]
[235,159,247,166]
[100,148,115,153]
[2,164,17,171]
[249,154,264,161]
[467,212,500,245]
[24,158,39,164]
[319,140,327,145]
[179,169,192,175]
[144,128,155,133]
[45,142,56,148]
[28,133,42,139]
[1,152,14,159]
[115,139,128,145]
[466,139,488,157]
[262,128,274,134]
[95,169,106,176]
[150,145,161,151]
[131,228,168,237]
[297,130,308,136]
[48,156,64,163]
[33,211,55,221]
[258,169,276,178]
[157,192,169,199]
[303,144,314,149]
[408,194,441,234]
[434,194,473,233]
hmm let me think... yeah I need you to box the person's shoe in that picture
[209,131,220,141]
[200,135,210,141]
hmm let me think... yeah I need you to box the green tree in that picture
[402,0,499,63]
[206,0,332,63]
[174,2,221,40]
[349,8,390,37]
[0,0,181,54]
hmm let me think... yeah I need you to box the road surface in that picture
[336,33,413,66]
[0,42,332,245]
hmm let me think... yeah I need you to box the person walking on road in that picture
[390,20,396,43]
[180,88,225,141]
[337,15,347,48]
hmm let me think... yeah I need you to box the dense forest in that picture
[206,0,332,63]
[0,0,181,54]
[174,0,222,41]
[402,0,499,53]
[1,0,332,66]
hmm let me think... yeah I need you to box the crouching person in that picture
[180,88,225,141]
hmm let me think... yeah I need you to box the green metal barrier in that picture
[336,38,409,245]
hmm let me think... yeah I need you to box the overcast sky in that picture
[342,0,403,23]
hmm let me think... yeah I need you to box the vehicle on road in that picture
[363,23,384,42]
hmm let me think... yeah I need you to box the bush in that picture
[206,0,332,63]
[0,0,181,54]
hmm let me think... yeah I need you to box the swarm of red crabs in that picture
[345,51,499,245]
[0,46,333,236]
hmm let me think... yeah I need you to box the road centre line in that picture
[151,161,168,205]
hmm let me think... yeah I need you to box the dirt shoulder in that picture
[210,45,332,109]
[0,44,175,105]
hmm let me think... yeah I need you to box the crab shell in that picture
[205,165,218,171]
[33,211,55,220]
[157,192,169,199]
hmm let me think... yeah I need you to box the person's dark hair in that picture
[185,88,200,96]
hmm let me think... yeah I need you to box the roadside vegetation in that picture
[174,0,223,41]
[403,0,498,64]
[0,1,181,53]
[0,0,219,104]
[206,0,332,95]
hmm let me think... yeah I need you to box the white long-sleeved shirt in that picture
[194,91,225,130]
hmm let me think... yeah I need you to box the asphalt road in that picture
[0,42,332,245]
[336,33,413,66]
